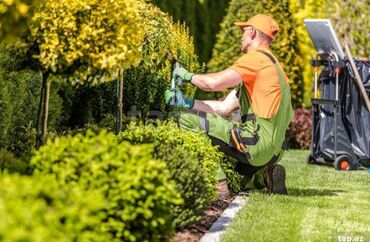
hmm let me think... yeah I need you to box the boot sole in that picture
[272,165,287,195]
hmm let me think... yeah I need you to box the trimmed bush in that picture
[119,121,221,228]
[0,173,110,241]
[31,130,181,241]
[286,108,312,149]
[208,0,304,108]
[0,149,29,174]
[0,43,64,158]
[219,156,242,193]
[123,2,200,116]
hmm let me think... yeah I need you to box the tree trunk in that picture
[36,72,50,149]
[116,78,123,134]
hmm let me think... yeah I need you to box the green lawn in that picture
[222,150,370,242]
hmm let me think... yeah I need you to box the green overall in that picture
[179,50,294,189]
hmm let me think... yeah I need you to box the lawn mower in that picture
[304,19,370,171]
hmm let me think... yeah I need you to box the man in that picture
[165,14,294,195]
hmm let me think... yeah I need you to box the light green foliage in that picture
[30,0,145,84]
[31,130,181,241]
[0,173,110,241]
[222,150,370,241]
[208,0,304,107]
[220,156,242,193]
[330,0,369,57]
[289,0,328,106]
[123,2,200,115]
[119,121,221,228]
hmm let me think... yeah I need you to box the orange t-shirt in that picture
[229,47,289,119]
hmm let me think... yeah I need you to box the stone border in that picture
[199,193,248,242]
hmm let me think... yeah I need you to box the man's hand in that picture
[165,89,194,109]
[173,67,194,83]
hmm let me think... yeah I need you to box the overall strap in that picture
[256,50,287,89]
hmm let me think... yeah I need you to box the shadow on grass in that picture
[287,188,345,197]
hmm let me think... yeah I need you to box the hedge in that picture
[31,130,181,241]
[0,173,110,241]
[119,121,222,228]
[0,43,66,159]
[122,2,200,117]
[151,0,229,63]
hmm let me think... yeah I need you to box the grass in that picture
[221,150,370,242]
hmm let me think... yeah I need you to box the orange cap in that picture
[235,14,279,40]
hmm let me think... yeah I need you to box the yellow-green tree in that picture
[29,0,145,147]
[289,0,328,106]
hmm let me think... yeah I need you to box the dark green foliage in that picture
[0,173,111,241]
[119,121,221,228]
[151,0,230,63]
[0,43,66,158]
[208,0,304,108]
[286,108,312,149]
[31,130,181,241]
[0,149,28,174]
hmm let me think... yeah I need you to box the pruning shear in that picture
[170,62,184,106]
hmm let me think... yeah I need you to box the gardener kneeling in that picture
[165,14,294,195]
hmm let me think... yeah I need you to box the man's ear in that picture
[250,28,257,39]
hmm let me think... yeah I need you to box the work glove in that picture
[173,67,194,83]
[165,88,194,109]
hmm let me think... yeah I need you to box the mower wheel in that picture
[306,154,316,164]
[334,155,352,171]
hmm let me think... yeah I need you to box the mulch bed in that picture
[173,180,236,242]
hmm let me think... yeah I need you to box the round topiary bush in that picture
[0,173,110,241]
[31,130,181,241]
[119,121,222,228]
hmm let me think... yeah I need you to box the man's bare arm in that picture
[191,69,243,92]
[192,89,239,116]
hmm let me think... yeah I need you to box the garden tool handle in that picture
[344,45,370,112]
[170,62,181,106]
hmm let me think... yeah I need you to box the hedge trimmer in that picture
[170,62,184,106]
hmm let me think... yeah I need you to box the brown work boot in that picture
[263,163,287,195]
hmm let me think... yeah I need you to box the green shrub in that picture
[219,156,242,193]
[0,149,29,174]
[31,130,181,241]
[0,43,64,157]
[208,0,304,108]
[123,2,200,116]
[119,121,221,228]
[0,173,110,242]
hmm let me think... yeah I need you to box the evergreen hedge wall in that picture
[151,0,229,63]
[0,43,67,159]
